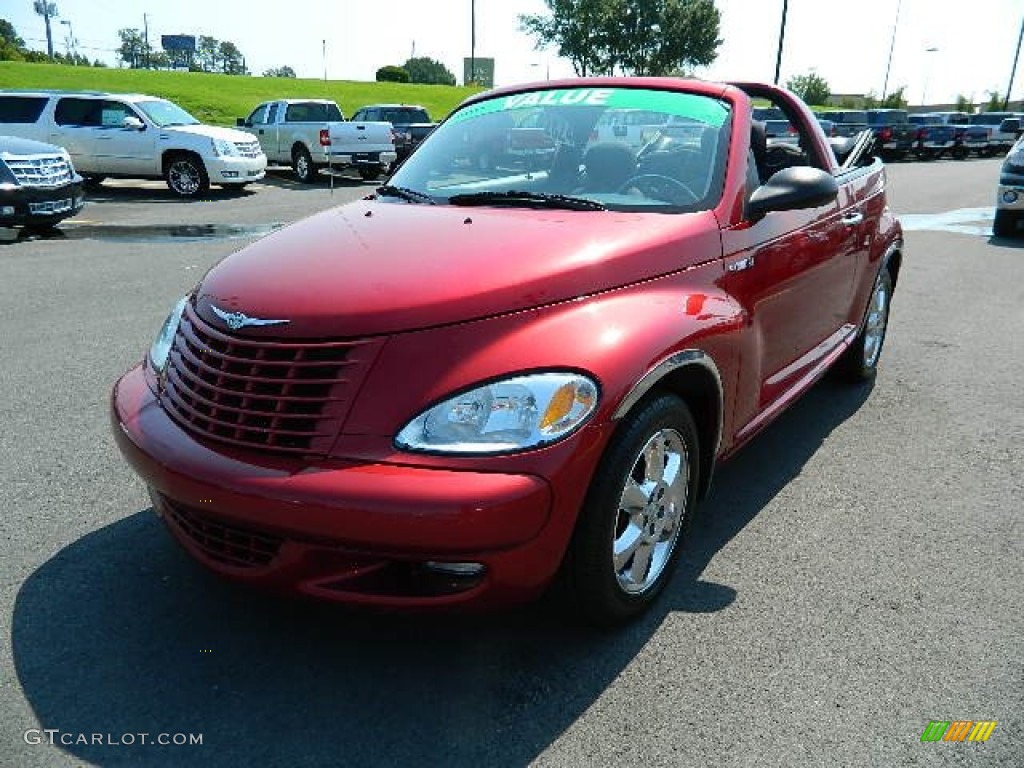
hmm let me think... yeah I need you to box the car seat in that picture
[581,142,637,191]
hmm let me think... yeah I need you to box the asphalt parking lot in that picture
[1,160,1021,767]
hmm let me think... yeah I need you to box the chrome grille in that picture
[4,154,73,188]
[161,302,381,455]
[233,140,263,159]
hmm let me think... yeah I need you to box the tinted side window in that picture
[267,103,279,123]
[0,96,48,123]
[247,105,268,124]
[55,98,100,126]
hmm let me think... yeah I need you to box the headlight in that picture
[212,138,239,157]
[148,296,189,375]
[396,372,599,454]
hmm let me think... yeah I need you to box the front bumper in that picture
[0,178,85,226]
[206,155,267,184]
[112,364,561,608]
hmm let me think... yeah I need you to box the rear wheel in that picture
[292,147,319,183]
[164,154,209,197]
[560,393,700,624]
[837,267,893,381]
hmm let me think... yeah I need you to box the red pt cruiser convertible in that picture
[112,79,901,623]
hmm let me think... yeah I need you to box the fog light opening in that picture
[1002,189,1020,204]
[423,561,487,577]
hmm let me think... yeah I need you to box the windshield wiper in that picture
[375,185,436,205]
[447,190,606,211]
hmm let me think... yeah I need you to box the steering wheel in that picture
[618,174,698,205]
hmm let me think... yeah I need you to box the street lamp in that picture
[59,19,75,59]
[921,46,939,106]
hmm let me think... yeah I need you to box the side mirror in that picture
[123,115,145,131]
[236,117,250,127]
[747,166,839,221]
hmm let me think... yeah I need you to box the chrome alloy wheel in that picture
[168,160,202,196]
[613,428,690,594]
[863,272,890,369]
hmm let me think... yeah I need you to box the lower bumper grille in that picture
[163,499,282,568]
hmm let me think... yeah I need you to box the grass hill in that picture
[0,62,483,126]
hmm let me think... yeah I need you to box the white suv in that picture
[0,91,266,196]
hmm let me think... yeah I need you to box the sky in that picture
[5,0,1023,107]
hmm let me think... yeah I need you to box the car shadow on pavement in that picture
[81,183,260,205]
[12,377,872,767]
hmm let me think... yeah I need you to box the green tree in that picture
[33,1,58,59]
[786,71,831,105]
[881,86,907,109]
[0,19,27,61]
[402,56,455,85]
[955,94,974,112]
[520,0,721,77]
[520,0,612,76]
[376,64,410,83]
[263,65,297,78]
[218,40,246,74]
[117,28,150,69]
[196,35,219,72]
[984,90,1003,111]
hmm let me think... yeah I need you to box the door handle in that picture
[842,211,864,226]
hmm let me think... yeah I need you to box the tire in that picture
[993,209,1019,238]
[559,393,700,624]
[164,153,209,197]
[358,167,381,182]
[837,267,893,382]
[951,146,967,160]
[292,147,319,183]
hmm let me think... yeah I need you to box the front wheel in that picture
[559,394,700,624]
[164,154,209,197]
[358,167,382,182]
[837,267,893,381]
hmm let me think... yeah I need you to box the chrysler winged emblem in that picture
[210,304,289,331]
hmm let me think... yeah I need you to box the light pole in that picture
[921,46,938,106]
[882,0,902,100]
[774,0,788,85]
[469,0,476,85]
[1004,15,1024,110]
[59,19,75,60]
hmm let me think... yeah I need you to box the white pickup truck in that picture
[237,100,397,182]
[0,90,266,196]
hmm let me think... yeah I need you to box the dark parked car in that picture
[350,104,437,161]
[112,79,900,624]
[866,109,916,161]
[995,134,1024,237]
[0,135,84,229]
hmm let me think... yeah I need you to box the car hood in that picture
[0,136,66,156]
[163,123,258,143]
[195,201,722,338]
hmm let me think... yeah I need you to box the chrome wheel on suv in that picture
[165,154,209,197]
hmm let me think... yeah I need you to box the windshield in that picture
[387,86,731,213]
[135,100,200,127]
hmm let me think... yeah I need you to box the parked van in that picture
[0,90,266,196]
